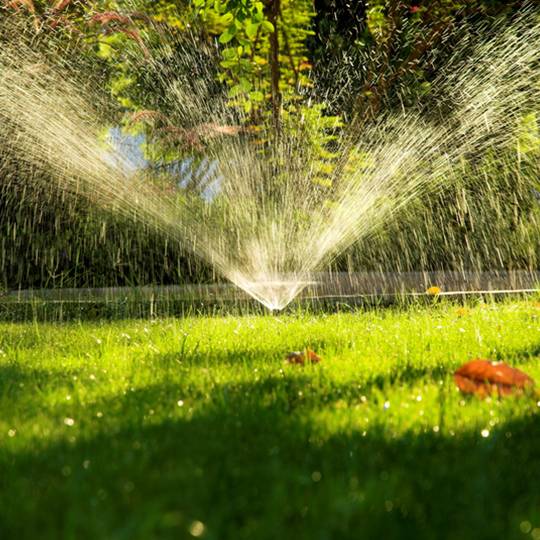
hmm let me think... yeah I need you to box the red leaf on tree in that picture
[52,0,72,12]
[90,11,132,26]
[6,0,40,30]
[286,349,322,366]
[90,12,150,57]
[199,123,245,137]
[6,0,36,13]
[128,109,166,125]
[116,27,150,58]
[454,359,534,397]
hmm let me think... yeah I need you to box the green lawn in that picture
[1,299,540,539]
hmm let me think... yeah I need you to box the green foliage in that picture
[517,112,540,156]
[312,0,525,120]
[193,0,313,112]
[189,0,343,182]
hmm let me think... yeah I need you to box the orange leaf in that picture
[286,349,322,366]
[454,358,534,397]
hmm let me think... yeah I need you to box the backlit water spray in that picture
[1,11,539,310]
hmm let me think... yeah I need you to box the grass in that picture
[1,298,540,539]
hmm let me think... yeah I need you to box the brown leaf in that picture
[286,349,322,366]
[454,359,534,397]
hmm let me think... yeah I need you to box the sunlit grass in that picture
[1,299,540,539]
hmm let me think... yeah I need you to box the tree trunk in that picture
[267,0,281,134]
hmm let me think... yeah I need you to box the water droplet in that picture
[64,418,75,426]
[383,401,390,410]
[8,429,16,437]
[519,521,531,533]
[177,400,184,407]
[311,471,322,482]
[189,520,205,537]
[481,429,490,438]
[433,425,440,433]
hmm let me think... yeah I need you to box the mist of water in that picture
[1,10,539,310]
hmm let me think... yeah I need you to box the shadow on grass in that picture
[1,374,540,540]
[0,363,80,398]
[0,356,453,417]
[493,341,540,362]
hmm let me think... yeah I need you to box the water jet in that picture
[1,9,539,310]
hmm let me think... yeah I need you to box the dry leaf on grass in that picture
[286,349,322,366]
[454,358,534,397]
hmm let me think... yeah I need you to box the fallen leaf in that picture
[454,358,534,397]
[286,349,322,366]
